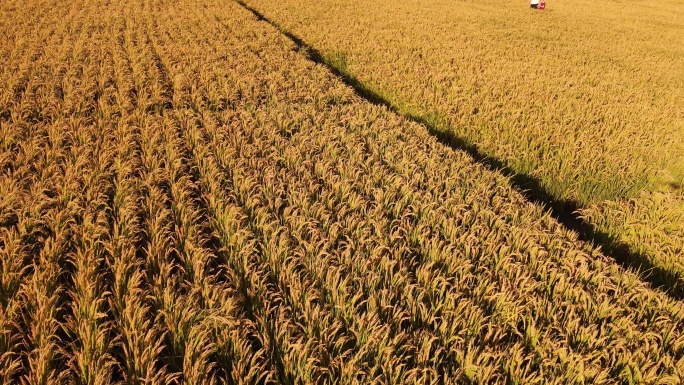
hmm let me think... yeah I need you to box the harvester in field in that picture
[531,0,546,9]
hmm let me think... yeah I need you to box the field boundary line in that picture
[233,0,684,301]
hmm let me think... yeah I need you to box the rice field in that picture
[239,0,684,298]
[0,0,683,383]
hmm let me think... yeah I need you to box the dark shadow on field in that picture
[234,0,684,301]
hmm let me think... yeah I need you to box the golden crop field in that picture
[0,0,683,384]
[240,0,684,298]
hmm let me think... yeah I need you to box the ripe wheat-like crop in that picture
[0,0,683,383]
[239,0,684,302]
